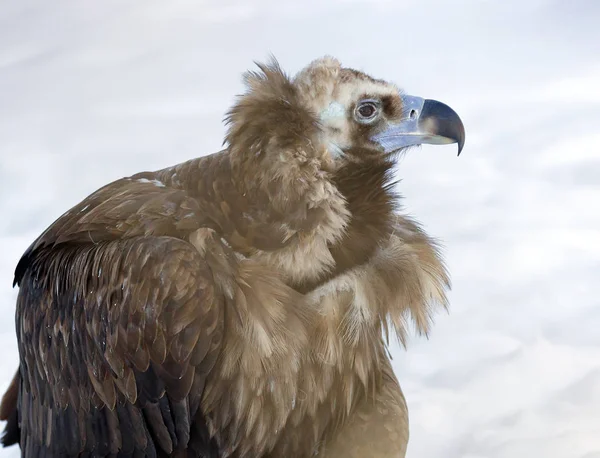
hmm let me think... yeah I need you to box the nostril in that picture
[409,109,417,120]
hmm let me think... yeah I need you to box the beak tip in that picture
[448,108,465,157]
[421,98,465,157]
[457,137,465,156]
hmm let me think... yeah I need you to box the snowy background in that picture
[1,0,599,457]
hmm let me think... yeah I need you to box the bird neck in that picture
[296,155,398,292]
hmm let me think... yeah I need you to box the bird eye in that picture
[355,101,380,123]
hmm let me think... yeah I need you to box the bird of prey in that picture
[0,56,465,457]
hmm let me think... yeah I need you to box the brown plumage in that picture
[1,56,465,457]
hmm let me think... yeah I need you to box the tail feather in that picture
[0,370,20,447]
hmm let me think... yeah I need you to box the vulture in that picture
[0,56,465,458]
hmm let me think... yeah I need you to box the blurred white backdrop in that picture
[1,1,599,457]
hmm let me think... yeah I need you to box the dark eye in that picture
[355,100,380,123]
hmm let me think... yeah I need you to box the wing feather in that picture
[11,235,224,457]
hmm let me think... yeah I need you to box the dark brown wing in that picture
[9,234,224,457]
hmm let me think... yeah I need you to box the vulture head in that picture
[295,56,464,159]
[226,56,464,176]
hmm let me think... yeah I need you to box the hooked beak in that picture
[371,95,465,156]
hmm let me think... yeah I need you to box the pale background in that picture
[1,1,599,457]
